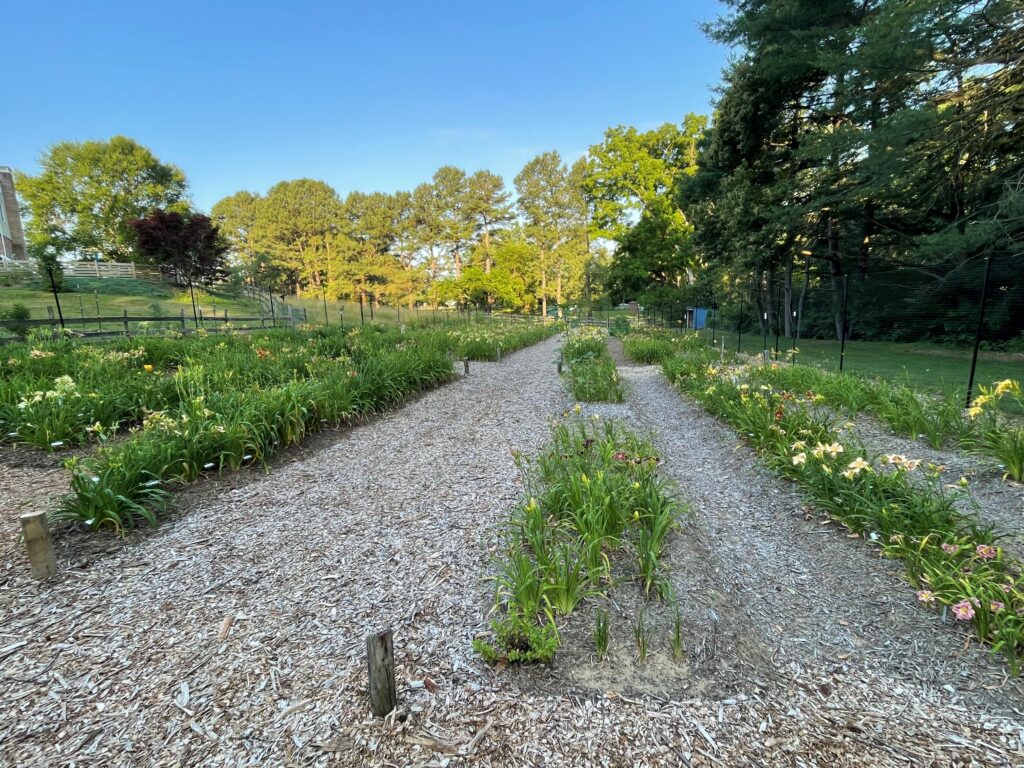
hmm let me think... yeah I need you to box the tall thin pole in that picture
[189,277,199,328]
[792,310,798,359]
[966,257,994,408]
[322,288,329,326]
[839,275,850,372]
[47,267,65,330]
[737,290,745,354]
[790,309,798,364]
[762,311,769,358]
[360,293,365,326]
[711,305,716,347]
[774,291,782,354]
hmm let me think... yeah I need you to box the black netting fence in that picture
[641,253,1024,408]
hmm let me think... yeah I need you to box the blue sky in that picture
[5,1,730,212]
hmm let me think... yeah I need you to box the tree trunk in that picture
[483,227,494,309]
[541,268,548,319]
[797,256,810,340]
[764,268,775,335]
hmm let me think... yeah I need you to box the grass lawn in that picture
[286,295,466,328]
[0,281,262,327]
[694,328,1024,413]
[1,280,488,337]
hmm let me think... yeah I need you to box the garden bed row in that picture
[475,416,686,665]
[1,322,558,532]
[561,326,623,402]
[619,332,1024,674]
[621,327,1024,481]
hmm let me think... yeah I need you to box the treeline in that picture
[677,0,1023,344]
[211,156,589,313]
[19,1,1019,342]
[14,118,711,314]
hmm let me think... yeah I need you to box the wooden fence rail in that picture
[0,308,309,340]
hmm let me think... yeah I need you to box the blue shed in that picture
[686,307,708,330]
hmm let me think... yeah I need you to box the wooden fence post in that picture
[366,630,397,716]
[180,308,186,330]
[496,346,502,363]
[463,358,469,375]
[122,309,129,334]
[20,512,57,580]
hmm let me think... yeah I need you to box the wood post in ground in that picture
[557,359,562,375]
[496,346,502,363]
[122,309,129,334]
[20,512,56,581]
[463,358,469,375]
[366,630,397,716]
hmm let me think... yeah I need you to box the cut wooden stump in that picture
[463,358,470,375]
[20,512,57,581]
[366,629,397,717]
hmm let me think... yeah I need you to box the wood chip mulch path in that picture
[1,335,1022,766]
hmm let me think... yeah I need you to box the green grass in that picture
[0,284,264,334]
[0,282,489,338]
[286,295,472,328]
[695,329,1024,413]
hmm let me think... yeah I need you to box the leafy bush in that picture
[0,303,31,338]
[444,322,557,360]
[473,614,559,664]
[622,336,676,364]
[963,380,1024,482]
[609,316,631,336]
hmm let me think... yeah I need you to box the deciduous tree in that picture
[17,136,189,262]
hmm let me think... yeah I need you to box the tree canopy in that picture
[129,210,229,286]
[677,0,1023,342]
[17,136,189,262]
[15,4,1021,335]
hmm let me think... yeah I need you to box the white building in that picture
[0,166,28,263]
